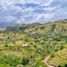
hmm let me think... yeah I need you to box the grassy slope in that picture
[0,19,67,67]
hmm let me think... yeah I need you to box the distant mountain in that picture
[0,19,67,28]
[6,19,67,36]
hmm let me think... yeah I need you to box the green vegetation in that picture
[0,19,67,67]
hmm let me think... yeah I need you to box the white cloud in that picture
[44,13,55,19]
[0,0,67,23]
[0,0,54,8]
[0,16,17,22]
[4,16,17,22]
[16,12,55,24]
[42,0,54,6]
[44,7,56,11]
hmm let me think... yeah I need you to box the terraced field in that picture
[48,48,67,67]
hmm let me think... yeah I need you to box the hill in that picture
[0,19,67,67]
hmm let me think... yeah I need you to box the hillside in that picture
[6,20,67,34]
[0,19,67,67]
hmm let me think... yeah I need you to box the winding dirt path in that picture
[43,55,54,67]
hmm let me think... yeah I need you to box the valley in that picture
[0,19,67,67]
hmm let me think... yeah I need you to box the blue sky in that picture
[0,0,67,24]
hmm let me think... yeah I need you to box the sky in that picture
[0,0,67,24]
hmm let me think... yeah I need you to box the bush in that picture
[65,64,67,67]
[21,57,30,65]
[0,55,21,67]
[4,44,9,47]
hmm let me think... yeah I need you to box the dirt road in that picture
[43,55,54,67]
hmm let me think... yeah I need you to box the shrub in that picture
[65,64,67,67]
[21,57,30,65]
[58,65,61,67]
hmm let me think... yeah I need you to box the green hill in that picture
[0,19,67,67]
